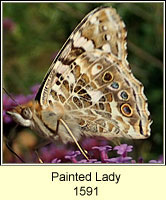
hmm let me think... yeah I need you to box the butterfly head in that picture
[6,101,38,127]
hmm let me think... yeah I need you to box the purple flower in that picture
[51,158,61,163]
[39,143,69,163]
[78,159,100,163]
[30,84,40,94]
[114,144,133,157]
[92,145,112,161]
[3,110,13,123]
[78,159,89,163]
[88,159,102,163]
[3,94,17,124]
[14,94,29,104]
[3,18,15,32]
[149,155,163,163]
[131,157,145,163]
[3,94,17,109]
[138,157,144,163]
[65,151,81,163]
[106,156,132,163]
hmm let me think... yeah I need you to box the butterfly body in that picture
[7,100,83,144]
[7,6,152,151]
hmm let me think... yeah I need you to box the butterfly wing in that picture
[36,6,151,140]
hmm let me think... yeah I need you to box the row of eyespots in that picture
[99,68,133,117]
[102,72,132,117]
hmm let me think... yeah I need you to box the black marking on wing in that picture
[124,78,130,87]
[56,72,61,78]
[35,70,51,101]
[136,104,140,116]
[148,115,151,121]
[54,39,71,64]
[139,120,144,135]
[132,89,137,102]
[58,45,85,65]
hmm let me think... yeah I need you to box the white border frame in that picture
[1,0,165,166]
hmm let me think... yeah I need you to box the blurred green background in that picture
[3,2,163,162]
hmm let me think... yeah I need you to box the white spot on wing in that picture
[66,72,75,85]
[122,21,126,28]
[102,25,107,31]
[102,43,111,52]
[88,90,102,102]
[118,32,121,38]
[91,64,103,75]
[74,35,87,47]
[52,82,60,92]
[73,31,94,51]
[73,31,81,42]
[105,34,111,41]
[105,10,118,30]
[56,61,68,74]
[90,16,99,25]
[82,40,94,50]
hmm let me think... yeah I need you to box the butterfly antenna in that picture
[3,88,21,107]
[60,119,89,161]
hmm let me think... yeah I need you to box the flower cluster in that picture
[38,143,163,164]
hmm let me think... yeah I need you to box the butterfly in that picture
[6,6,152,161]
